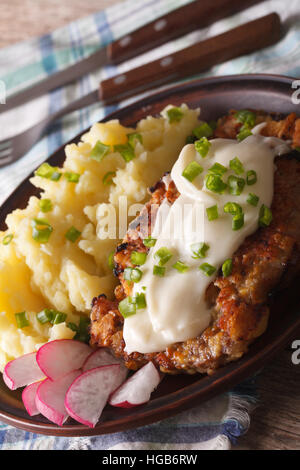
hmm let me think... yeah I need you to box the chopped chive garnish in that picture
[190,242,209,259]
[64,172,80,183]
[237,126,253,142]
[114,143,135,162]
[208,120,217,130]
[247,193,259,207]
[90,141,110,162]
[134,292,147,309]
[222,258,233,277]
[208,162,227,176]
[124,267,143,283]
[143,237,157,247]
[223,202,243,215]
[199,263,216,276]
[229,157,244,175]
[102,171,116,186]
[119,296,136,318]
[130,251,147,265]
[186,134,197,144]
[35,163,61,181]
[37,308,54,324]
[206,205,219,221]
[166,107,184,123]
[2,234,13,245]
[65,226,81,243]
[205,173,227,194]
[154,247,172,266]
[67,322,79,333]
[15,311,29,329]
[193,122,213,139]
[39,198,53,213]
[74,316,90,343]
[153,265,166,277]
[232,213,244,231]
[195,137,211,158]
[108,251,115,270]
[173,260,189,273]
[227,175,245,195]
[53,312,67,325]
[234,110,256,127]
[246,170,257,185]
[182,161,203,182]
[31,219,53,243]
[259,204,272,227]
[128,132,143,146]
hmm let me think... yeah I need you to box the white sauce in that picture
[123,132,290,354]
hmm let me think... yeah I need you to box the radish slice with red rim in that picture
[109,362,161,408]
[83,348,128,382]
[3,352,45,390]
[36,339,92,381]
[65,364,122,428]
[22,381,43,416]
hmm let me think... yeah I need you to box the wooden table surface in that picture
[0,0,299,451]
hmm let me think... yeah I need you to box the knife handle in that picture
[100,13,281,104]
[108,0,266,64]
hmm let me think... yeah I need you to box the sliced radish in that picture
[36,369,81,426]
[83,348,128,381]
[3,352,45,390]
[109,361,161,408]
[36,339,92,381]
[65,364,122,428]
[22,381,43,416]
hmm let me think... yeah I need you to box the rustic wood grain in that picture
[0,0,299,450]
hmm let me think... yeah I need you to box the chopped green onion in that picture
[199,263,216,276]
[227,175,245,196]
[65,226,81,243]
[193,122,214,139]
[31,219,53,243]
[64,172,80,183]
[195,137,211,158]
[108,251,115,270]
[186,135,197,144]
[74,316,90,343]
[237,126,252,142]
[234,110,256,127]
[2,234,13,245]
[90,141,110,162]
[124,267,143,283]
[143,237,157,247]
[15,311,29,329]
[259,204,272,227]
[35,163,61,181]
[39,198,53,213]
[229,157,244,175]
[205,173,227,194]
[53,312,67,325]
[128,133,143,147]
[222,259,233,277]
[208,120,217,130]
[153,265,166,277]
[190,242,209,259]
[166,107,184,123]
[134,292,147,309]
[247,193,259,207]
[67,322,79,333]
[223,202,243,215]
[102,171,116,186]
[208,162,227,176]
[173,260,189,273]
[114,143,135,163]
[295,146,300,153]
[206,205,219,221]
[232,213,244,231]
[182,161,203,182]
[246,170,257,185]
[154,247,172,266]
[37,308,55,324]
[119,296,136,318]
[130,251,147,265]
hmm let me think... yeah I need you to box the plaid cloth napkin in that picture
[0,0,299,450]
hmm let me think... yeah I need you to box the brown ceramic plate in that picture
[1,74,300,436]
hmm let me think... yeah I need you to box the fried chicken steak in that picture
[90,110,300,375]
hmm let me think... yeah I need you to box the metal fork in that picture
[0,89,99,168]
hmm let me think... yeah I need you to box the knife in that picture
[1,0,266,113]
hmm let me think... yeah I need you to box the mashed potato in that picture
[0,104,200,369]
